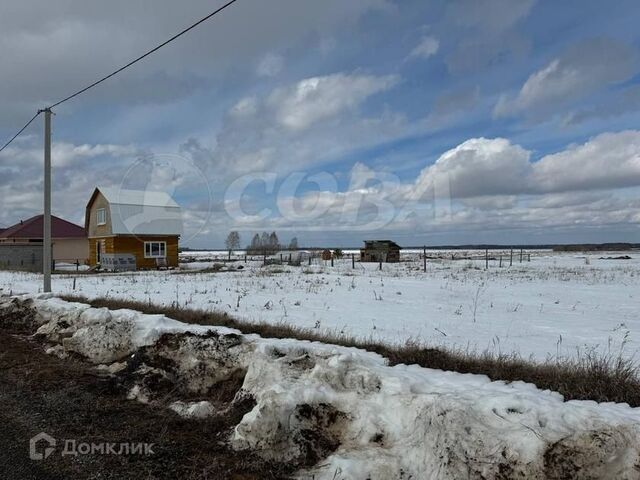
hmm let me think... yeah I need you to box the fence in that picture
[179,248,534,273]
[0,244,43,272]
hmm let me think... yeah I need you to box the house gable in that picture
[85,189,113,238]
[86,186,182,237]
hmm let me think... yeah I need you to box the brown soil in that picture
[0,331,294,480]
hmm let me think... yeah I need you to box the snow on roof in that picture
[98,186,180,208]
[96,186,183,236]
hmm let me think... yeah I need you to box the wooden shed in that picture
[360,240,401,263]
[85,187,182,269]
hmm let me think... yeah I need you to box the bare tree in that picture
[289,236,298,250]
[269,232,280,251]
[225,231,241,254]
[248,233,261,254]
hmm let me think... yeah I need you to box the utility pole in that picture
[43,108,52,293]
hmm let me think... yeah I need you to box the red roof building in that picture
[0,215,88,264]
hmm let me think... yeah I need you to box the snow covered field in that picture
[2,293,639,479]
[0,249,638,362]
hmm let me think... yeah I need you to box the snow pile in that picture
[169,400,215,419]
[1,293,640,479]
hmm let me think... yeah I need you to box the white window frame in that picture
[96,208,106,226]
[144,241,167,259]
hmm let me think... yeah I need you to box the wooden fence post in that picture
[520,249,523,263]
[510,249,513,267]
[379,259,382,271]
[423,246,427,272]
[485,249,489,270]
[352,253,355,269]
[499,255,502,268]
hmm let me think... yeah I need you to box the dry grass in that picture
[61,295,640,407]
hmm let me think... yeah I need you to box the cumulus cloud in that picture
[413,138,532,198]
[494,38,639,118]
[531,131,640,192]
[413,131,640,198]
[251,131,640,235]
[409,36,440,60]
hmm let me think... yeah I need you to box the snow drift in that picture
[1,293,639,479]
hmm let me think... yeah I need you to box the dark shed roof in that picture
[0,215,86,239]
[363,240,401,249]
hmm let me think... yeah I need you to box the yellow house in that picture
[85,187,182,269]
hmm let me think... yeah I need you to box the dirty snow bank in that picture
[1,294,640,479]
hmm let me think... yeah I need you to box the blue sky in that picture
[0,0,639,248]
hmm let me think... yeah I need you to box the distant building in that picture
[272,250,312,263]
[0,214,88,264]
[360,240,401,263]
[85,186,182,269]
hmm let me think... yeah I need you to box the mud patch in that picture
[293,403,347,467]
[544,428,640,479]
[0,297,39,333]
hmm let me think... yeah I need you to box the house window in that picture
[96,208,106,226]
[144,241,166,258]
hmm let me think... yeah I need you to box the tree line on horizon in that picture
[225,231,299,255]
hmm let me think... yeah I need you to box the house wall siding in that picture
[88,235,178,268]
[87,192,113,238]
[53,238,89,263]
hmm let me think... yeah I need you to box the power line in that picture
[0,0,239,153]
[0,111,41,153]
[48,0,239,109]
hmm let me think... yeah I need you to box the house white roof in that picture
[96,186,183,236]
[98,187,180,208]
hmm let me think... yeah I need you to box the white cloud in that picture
[409,36,440,60]
[494,38,638,118]
[205,71,408,178]
[412,131,640,198]
[413,137,532,198]
[267,73,399,131]
[255,131,640,234]
[531,130,640,192]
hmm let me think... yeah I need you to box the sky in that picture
[0,0,639,248]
